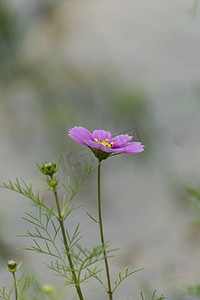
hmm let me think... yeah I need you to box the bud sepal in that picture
[46,176,59,191]
[38,161,59,177]
[1,260,23,273]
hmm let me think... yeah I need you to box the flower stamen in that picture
[94,138,113,148]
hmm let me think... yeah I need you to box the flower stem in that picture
[12,272,18,300]
[98,161,113,300]
[53,189,84,300]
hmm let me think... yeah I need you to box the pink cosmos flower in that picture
[68,126,144,160]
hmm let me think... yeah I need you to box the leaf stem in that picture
[12,272,18,300]
[98,161,113,300]
[53,188,84,300]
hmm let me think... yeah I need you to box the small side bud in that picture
[47,176,58,190]
[7,260,17,272]
[41,284,54,294]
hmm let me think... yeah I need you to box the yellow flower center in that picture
[94,138,113,148]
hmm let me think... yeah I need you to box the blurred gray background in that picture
[1,0,200,299]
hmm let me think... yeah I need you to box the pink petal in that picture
[112,134,133,147]
[84,139,113,153]
[68,126,93,146]
[110,142,145,154]
[92,130,112,142]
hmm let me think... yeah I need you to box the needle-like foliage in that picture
[1,162,111,288]
[0,287,12,300]
[136,289,167,300]
[1,157,167,299]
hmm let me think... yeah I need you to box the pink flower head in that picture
[68,126,144,160]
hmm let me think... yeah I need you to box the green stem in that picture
[98,161,113,300]
[53,189,84,300]
[12,272,18,300]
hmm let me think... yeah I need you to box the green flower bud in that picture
[39,161,59,176]
[41,284,54,294]
[46,176,58,190]
[7,260,17,272]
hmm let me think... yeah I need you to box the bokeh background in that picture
[1,0,200,299]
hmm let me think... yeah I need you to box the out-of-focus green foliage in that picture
[182,186,200,298]
[185,285,200,298]
[190,0,200,18]
[112,87,147,120]
[184,187,200,224]
[0,1,21,51]
[0,1,24,83]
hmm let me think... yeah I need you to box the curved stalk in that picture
[98,161,113,300]
[53,189,84,300]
